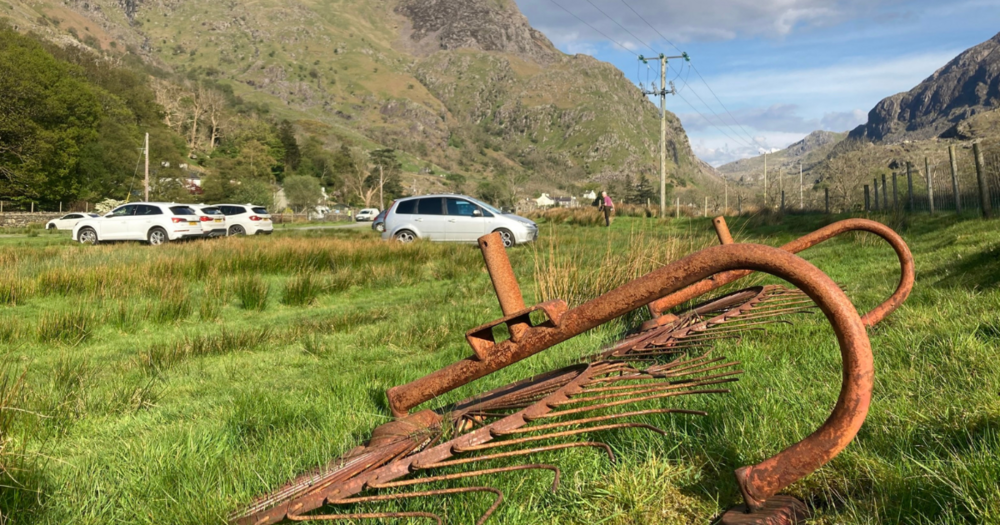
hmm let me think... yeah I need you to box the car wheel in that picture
[394,230,416,243]
[494,228,515,248]
[148,227,169,246]
[47,223,56,230]
[78,227,98,245]
[229,225,246,236]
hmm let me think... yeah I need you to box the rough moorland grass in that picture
[0,215,998,524]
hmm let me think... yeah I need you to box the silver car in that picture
[381,195,537,247]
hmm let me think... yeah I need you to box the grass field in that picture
[1,213,998,524]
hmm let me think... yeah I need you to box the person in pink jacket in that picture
[599,191,615,227]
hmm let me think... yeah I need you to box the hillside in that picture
[0,0,709,202]
[849,31,1000,143]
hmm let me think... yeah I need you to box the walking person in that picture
[599,191,615,227]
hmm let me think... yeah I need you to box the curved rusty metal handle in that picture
[649,218,914,328]
[388,244,872,511]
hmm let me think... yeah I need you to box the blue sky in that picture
[513,0,1000,166]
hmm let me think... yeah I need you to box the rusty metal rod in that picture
[648,218,914,328]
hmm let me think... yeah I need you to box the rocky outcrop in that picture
[850,32,1000,143]
[395,0,558,62]
[784,130,841,158]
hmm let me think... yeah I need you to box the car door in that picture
[414,197,447,240]
[131,205,165,240]
[101,205,138,239]
[444,198,487,241]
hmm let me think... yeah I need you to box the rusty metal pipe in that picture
[478,232,525,316]
[714,216,735,245]
[648,218,914,327]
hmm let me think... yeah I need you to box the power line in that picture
[617,0,765,149]
[547,0,640,57]
[675,90,755,149]
[582,0,656,54]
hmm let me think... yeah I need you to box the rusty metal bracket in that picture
[465,300,568,360]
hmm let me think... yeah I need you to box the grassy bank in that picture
[0,213,998,524]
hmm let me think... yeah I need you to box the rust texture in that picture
[648,218,914,327]
[714,216,735,245]
[478,232,525,316]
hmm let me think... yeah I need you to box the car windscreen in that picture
[200,207,223,215]
[416,198,443,215]
[470,199,503,215]
[251,207,269,215]
[169,206,197,215]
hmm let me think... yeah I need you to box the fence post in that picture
[881,174,888,209]
[873,178,880,211]
[59,202,62,213]
[31,202,34,213]
[892,172,899,211]
[780,191,785,212]
[973,142,993,219]
[907,162,915,212]
[864,185,870,212]
[949,145,962,214]
[825,188,829,214]
[704,196,708,217]
[925,157,935,215]
[675,197,680,219]
[737,195,742,216]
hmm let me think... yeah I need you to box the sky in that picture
[513,0,1000,166]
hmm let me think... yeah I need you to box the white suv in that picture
[189,204,228,237]
[381,195,537,247]
[214,204,273,235]
[73,203,205,245]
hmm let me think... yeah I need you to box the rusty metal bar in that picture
[714,216,735,245]
[647,218,914,328]
[479,232,525,316]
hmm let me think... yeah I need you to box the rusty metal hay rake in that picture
[231,218,914,525]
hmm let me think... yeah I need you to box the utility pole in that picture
[724,176,728,213]
[639,53,687,217]
[143,132,150,201]
[763,152,768,208]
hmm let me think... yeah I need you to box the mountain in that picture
[849,31,1000,143]
[0,0,709,200]
[716,130,846,183]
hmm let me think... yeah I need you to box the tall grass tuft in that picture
[0,274,33,306]
[151,286,192,323]
[0,317,24,344]
[236,276,269,311]
[282,273,321,306]
[139,328,274,371]
[36,308,95,344]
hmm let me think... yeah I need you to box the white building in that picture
[534,193,555,207]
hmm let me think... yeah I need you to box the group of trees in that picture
[0,23,407,211]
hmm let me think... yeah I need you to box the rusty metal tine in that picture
[415,442,616,469]
[679,327,767,338]
[455,423,667,453]
[646,356,727,376]
[499,408,707,435]
[584,370,742,394]
[704,319,793,331]
[536,388,733,419]
[329,486,503,525]
[371,464,561,493]
[287,511,442,524]
[555,377,739,406]
[722,308,816,323]
[713,216,735,245]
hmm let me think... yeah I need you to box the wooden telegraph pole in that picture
[143,132,150,201]
[638,53,687,218]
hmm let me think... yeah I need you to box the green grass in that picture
[0,214,998,524]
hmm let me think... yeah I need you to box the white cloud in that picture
[517,0,907,48]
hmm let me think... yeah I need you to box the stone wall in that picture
[0,212,64,228]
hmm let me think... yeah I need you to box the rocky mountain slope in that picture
[849,31,1000,143]
[716,130,846,183]
[0,0,710,197]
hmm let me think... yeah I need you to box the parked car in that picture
[355,208,380,222]
[381,195,537,247]
[214,204,273,236]
[46,213,99,230]
[188,204,228,237]
[371,209,387,232]
[73,203,205,245]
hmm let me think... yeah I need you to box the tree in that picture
[277,120,301,172]
[368,148,402,210]
[338,145,378,207]
[283,175,323,212]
